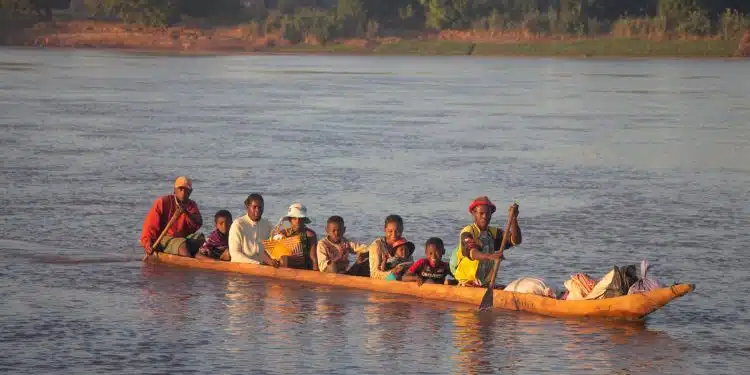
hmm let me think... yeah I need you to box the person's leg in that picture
[285,256,307,269]
[323,263,338,273]
[176,243,191,257]
[161,236,191,257]
[219,249,231,262]
[185,233,205,257]
[345,262,370,277]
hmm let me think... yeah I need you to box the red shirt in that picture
[407,258,451,283]
[140,194,202,248]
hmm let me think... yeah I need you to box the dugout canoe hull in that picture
[145,253,694,320]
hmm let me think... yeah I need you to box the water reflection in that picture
[135,264,205,368]
[138,264,199,323]
[452,309,519,375]
[224,276,263,338]
[312,293,348,362]
[361,294,401,358]
[135,266,690,375]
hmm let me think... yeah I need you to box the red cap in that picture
[390,238,415,256]
[468,196,496,214]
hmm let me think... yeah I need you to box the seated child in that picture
[197,210,232,261]
[316,216,368,273]
[403,237,452,285]
[381,238,415,280]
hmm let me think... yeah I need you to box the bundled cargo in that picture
[504,277,557,298]
[628,260,663,294]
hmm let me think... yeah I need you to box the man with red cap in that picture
[140,176,204,258]
[450,196,521,286]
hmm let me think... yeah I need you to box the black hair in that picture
[384,214,403,229]
[425,237,445,253]
[327,215,345,226]
[215,209,232,222]
[244,193,264,207]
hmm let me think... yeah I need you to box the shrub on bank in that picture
[719,9,750,40]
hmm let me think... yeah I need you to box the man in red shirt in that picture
[140,176,204,257]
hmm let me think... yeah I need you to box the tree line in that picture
[2,0,749,40]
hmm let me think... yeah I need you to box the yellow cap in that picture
[174,176,192,190]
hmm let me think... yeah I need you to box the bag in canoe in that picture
[628,260,662,294]
[585,264,639,300]
[504,277,557,298]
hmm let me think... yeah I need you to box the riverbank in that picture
[2,21,748,58]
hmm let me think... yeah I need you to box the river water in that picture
[1,48,749,374]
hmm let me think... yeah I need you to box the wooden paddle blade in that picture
[478,288,494,311]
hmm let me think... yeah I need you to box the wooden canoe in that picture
[145,253,694,320]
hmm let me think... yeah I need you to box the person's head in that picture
[326,215,346,243]
[173,176,193,202]
[285,203,311,232]
[383,214,404,245]
[469,196,496,231]
[244,193,264,222]
[391,238,415,259]
[214,210,233,235]
[425,237,445,267]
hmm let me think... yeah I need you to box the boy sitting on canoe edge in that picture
[197,210,232,261]
[402,237,453,285]
[316,215,368,274]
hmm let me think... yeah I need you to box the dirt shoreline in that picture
[2,21,747,59]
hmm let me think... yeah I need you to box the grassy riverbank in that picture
[264,38,742,58]
[2,20,746,59]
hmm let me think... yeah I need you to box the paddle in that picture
[478,203,517,311]
[141,202,183,261]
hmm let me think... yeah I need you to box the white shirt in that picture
[228,214,272,264]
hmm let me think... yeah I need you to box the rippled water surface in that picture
[1,48,749,374]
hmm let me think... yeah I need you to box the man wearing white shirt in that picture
[228,193,278,266]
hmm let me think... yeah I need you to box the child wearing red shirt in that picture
[403,237,452,285]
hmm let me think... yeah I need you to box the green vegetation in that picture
[1,0,749,57]
[3,0,749,37]
[0,0,70,19]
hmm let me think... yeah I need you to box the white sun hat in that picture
[283,203,311,224]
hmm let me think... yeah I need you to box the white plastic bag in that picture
[504,277,557,298]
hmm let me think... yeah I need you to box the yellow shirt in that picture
[453,224,499,286]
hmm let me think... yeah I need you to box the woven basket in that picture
[263,235,303,260]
